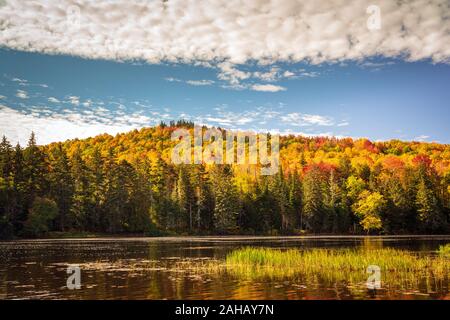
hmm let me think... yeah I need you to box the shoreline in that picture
[3,234,450,242]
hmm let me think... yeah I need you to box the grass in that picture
[438,244,450,257]
[193,247,450,286]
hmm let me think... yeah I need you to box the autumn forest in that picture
[1,121,449,239]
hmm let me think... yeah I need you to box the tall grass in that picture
[438,244,450,257]
[215,247,450,283]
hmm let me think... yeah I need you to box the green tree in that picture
[0,136,15,239]
[192,164,214,232]
[70,148,90,230]
[22,132,48,224]
[211,165,239,234]
[416,177,445,232]
[175,166,196,232]
[302,165,327,232]
[49,144,74,231]
[24,197,58,237]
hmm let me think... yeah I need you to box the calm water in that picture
[0,236,449,300]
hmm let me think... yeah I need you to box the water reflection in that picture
[0,236,448,300]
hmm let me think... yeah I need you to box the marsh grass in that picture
[438,244,450,257]
[191,247,450,289]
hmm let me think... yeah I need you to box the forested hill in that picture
[1,122,449,239]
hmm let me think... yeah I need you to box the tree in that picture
[0,136,15,239]
[326,169,350,233]
[88,147,105,230]
[192,164,214,232]
[416,177,445,232]
[269,168,291,233]
[11,143,25,234]
[302,165,327,232]
[70,147,90,230]
[288,171,302,230]
[1,128,450,238]
[24,197,58,237]
[353,191,386,234]
[49,144,74,231]
[211,165,239,234]
[22,132,48,224]
[175,165,196,232]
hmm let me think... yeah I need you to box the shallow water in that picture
[0,236,449,300]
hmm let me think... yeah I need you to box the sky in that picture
[0,0,449,145]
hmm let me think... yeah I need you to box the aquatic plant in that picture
[200,247,450,288]
[438,244,450,257]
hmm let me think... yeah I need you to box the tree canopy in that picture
[0,123,449,238]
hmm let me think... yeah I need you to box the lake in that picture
[0,236,449,300]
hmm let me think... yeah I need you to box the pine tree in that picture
[88,147,105,230]
[70,147,90,230]
[22,132,48,228]
[0,136,14,238]
[211,165,239,234]
[192,165,214,232]
[416,177,445,232]
[49,144,74,231]
[11,143,25,233]
[288,171,302,230]
[175,165,196,232]
[302,165,326,232]
[269,168,291,233]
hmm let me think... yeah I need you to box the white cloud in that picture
[0,105,134,145]
[337,121,350,127]
[10,76,49,88]
[82,99,92,107]
[0,0,448,66]
[253,67,280,82]
[414,135,430,142]
[48,97,60,103]
[218,62,251,85]
[166,78,215,86]
[12,77,28,85]
[283,71,295,78]
[250,84,286,92]
[298,71,320,78]
[281,112,334,126]
[164,77,182,82]
[0,104,162,145]
[67,96,80,106]
[16,90,28,99]
[252,67,300,82]
[186,79,215,86]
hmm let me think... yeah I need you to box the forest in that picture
[0,121,449,239]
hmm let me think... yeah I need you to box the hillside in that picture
[1,122,449,238]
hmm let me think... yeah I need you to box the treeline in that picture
[0,123,449,238]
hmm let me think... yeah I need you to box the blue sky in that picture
[1,48,449,145]
[0,0,449,145]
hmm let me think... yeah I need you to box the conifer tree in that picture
[211,165,239,234]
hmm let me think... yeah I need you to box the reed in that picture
[213,247,450,282]
[438,244,450,257]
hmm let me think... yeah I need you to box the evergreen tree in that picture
[192,165,214,232]
[211,165,239,234]
[302,165,326,232]
[175,165,196,232]
[0,136,14,238]
[49,144,74,231]
[22,132,48,230]
[288,171,302,230]
[70,147,90,230]
[416,177,445,232]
